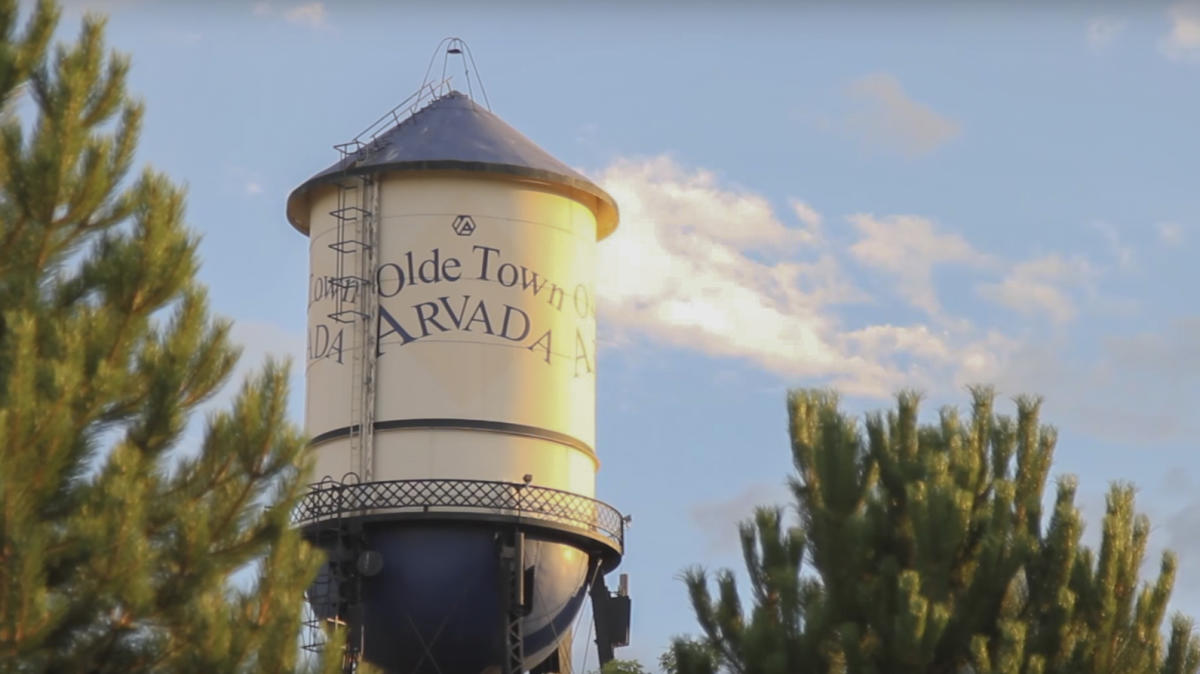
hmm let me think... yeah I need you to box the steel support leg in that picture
[498,529,526,674]
[590,569,615,668]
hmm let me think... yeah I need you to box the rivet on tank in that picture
[286,38,632,674]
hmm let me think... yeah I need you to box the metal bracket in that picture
[590,570,632,669]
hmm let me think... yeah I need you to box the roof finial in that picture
[420,37,491,111]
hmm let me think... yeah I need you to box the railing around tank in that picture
[333,77,454,159]
[294,477,625,553]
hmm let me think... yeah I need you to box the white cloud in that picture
[950,331,1023,388]
[225,166,265,198]
[1161,3,1200,62]
[1158,222,1186,246]
[977,254,1096,325]
[1087,16,1127,49]
[790,199,824,244]
[844,73,962,156]
[596,158,854,381]
[847,213,993,317]
[605,157,810,253]
[842,324,952,364]
[1092,221,1136,271]
[593,155,1196,445]
[595,156,1001,398]
[284,2,327,28]
[252,1,328,29]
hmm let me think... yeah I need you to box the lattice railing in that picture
[294,478,625,552]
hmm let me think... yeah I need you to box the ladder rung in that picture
[329,239,371,254]
[330,206,371,220]
[327,275,369,290]
[328,309,370,324]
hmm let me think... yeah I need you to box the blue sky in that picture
[46,0,1200,670]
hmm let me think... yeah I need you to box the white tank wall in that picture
[305,174,601,497]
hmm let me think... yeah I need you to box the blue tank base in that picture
[306,519,597,674]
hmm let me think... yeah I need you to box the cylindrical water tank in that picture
[287,90,624,673]
[303,173,604,494]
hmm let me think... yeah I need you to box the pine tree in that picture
[0,2,339,671]
[593,658,652,674]
[672,388,1200,674]
[661,639,717,674]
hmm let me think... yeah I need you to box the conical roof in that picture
[286,91,618,239]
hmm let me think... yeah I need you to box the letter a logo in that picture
[452,214,476,236]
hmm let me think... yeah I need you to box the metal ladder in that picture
[301,489,365,673]
[326,163,379,484]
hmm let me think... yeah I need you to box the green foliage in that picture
[672,388,1200,674]
[661,638,718,674]
[0,2,338,671]
[597,658,652,674]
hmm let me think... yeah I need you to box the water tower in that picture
[286,40,630,674]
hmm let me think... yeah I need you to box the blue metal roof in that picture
[286,91,618,238]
